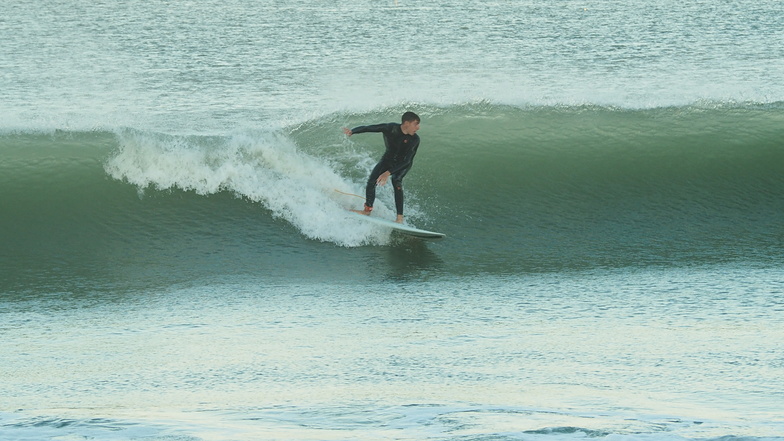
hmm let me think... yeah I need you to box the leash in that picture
[333,189,366,200]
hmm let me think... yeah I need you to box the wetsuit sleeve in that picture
[350,123,394,134]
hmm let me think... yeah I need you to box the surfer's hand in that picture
[342,127,352,136]
[376,171,391,186]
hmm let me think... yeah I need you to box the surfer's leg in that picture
[365,162,387,211]
[391,167,410,217]
[391,166,410,222]
[392,179,404,216]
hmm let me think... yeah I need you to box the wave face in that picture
[413,103,784,267]
[2,103,782,290]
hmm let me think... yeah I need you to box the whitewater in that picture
[2,0,783,440]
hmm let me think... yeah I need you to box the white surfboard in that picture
[347,211,445,239]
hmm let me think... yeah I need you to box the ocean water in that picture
[1,0,783,440]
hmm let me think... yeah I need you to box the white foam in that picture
[104,129,394,247]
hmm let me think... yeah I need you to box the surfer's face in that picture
[402,120,420,135]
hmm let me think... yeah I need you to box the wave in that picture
[2,405,783,441]
[1,102,782,288]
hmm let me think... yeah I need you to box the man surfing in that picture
[342,111,421,224]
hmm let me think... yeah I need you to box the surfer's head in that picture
[402,111,420,124]
[401,111,420,135]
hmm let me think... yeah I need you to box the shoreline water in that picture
[2,265,783,440]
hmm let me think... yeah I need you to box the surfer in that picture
[343,111,421,223]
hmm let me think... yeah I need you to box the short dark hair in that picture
[402,111,420,123]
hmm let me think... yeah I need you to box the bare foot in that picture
[395,215,404,224]
[350,206,373,216]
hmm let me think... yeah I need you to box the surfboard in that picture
[347,211,445,239]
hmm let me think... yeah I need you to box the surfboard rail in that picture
[346,211,445,239]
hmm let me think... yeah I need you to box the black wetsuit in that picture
[350,123,420,215]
